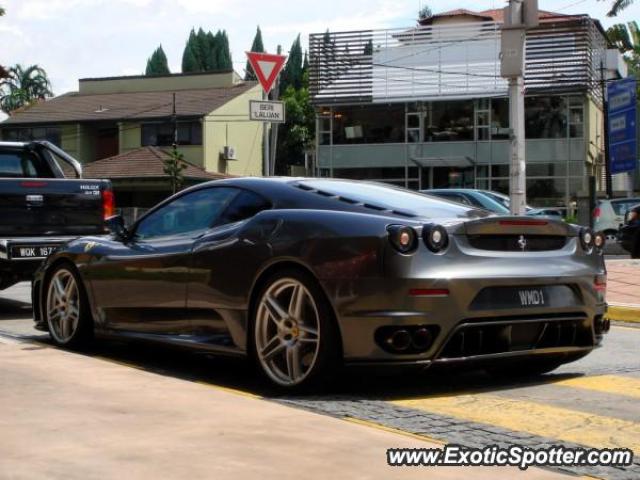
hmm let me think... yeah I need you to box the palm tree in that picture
[604,0,634,17]
[608,21,640,53]
[0,64,53,114]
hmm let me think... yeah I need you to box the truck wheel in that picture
[632,233,640,259]
[44,264,93,348]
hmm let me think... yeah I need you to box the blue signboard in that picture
[607,77,637,175]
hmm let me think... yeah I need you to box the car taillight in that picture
[20,181,48,188]
[387,225,418,254]
[102,189,115,220]
[628,210,638,224]
[422,224,449,253]
[594,275,607,294]
[593,207,601,218]
[580,227,594,252]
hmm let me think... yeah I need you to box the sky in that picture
[0,0,639,98]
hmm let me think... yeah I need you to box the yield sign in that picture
[246,51,287,94]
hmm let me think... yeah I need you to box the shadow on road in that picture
[26,335,584,403]
[0,297,32,321]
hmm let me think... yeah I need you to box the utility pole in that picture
[171,92,178,151]
[263,90,270,176]
[501,0,538,215]
[269,45,282,176]
[600,62,613,198]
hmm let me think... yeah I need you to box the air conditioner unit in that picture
[223,146,237,161]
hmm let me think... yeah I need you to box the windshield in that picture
[298,180,488,219]
[611,199,640,216]
[482,190,533,212]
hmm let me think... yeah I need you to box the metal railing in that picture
[309,15,606,105]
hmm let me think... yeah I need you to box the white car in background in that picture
[594,198,640,240]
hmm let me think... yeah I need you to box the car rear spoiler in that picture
[32,140,83,178]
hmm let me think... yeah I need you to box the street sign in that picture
[245,52,287,94]
[607,77,637,175]
[249,100,285,123]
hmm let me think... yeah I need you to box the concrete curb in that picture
[607,305,640,323]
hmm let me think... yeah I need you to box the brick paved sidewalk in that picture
[606,259,640,322]
[607,259,640,305]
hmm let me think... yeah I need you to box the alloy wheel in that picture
[255,278,321,387]
[46,268,81,344]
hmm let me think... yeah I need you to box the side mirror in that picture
[105,215,129,241]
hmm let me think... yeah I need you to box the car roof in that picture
[181,177,486,220]
[600,197,640,204]
[0,141,30,148]
[427,188,481,194]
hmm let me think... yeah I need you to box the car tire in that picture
[487,359,562,379]
[632,233,640,259]
[44,263,93,349]
[251,268,340,391]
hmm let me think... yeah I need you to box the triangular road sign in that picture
[246,51,287,94]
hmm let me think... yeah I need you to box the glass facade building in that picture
[309,12,624,213]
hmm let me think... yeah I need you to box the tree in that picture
[0,64,53,115]
[275,72,315,175]
[601,0,635,17]
[0,6,5,16]
[281,34,304,91]
[217,30,232,70]
[182,30,201,73]
[607,22,640,73]
[195,28,209,70]
[208,32,220,70]
[145,45,170,76]
[163,148,187,194]
[418,5,433,21]
[181,27,232,73]
[607,22,640,95]
[245,26,265,80]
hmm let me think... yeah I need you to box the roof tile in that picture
[82,146,227,180]
[2,82,257,125]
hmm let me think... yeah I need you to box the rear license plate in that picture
[471,285,581,310]
[10,245,58,260]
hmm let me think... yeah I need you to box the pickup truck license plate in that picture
[11,245,58,259]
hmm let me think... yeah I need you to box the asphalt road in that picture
[1,282,639,479]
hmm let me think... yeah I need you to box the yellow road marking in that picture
[552,374,640,399]
[392,395,640,452]
[195,381,261,399]
[343,417,446,445]
[607,306,640,324]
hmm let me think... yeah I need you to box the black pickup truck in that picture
[0,141,112,290]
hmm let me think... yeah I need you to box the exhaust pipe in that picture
[411,328,433,351]
[387,330,412,352]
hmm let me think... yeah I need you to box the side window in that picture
[0,150,51,178]
[466,195,491,209]
[135,188,239,240]
[456,194,474,206]
[217,190,271,226]
[439,193,470,206]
